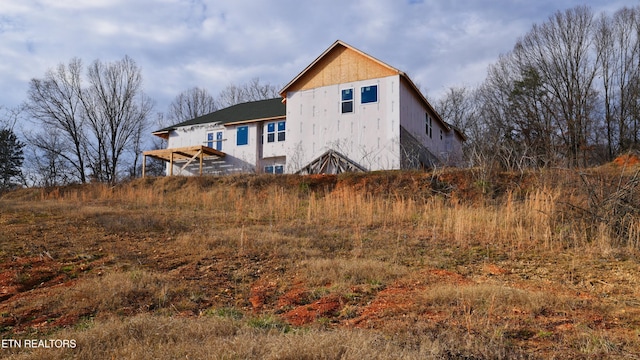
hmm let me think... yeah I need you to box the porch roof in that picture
[143,145,225,162]
[142,145,225,177]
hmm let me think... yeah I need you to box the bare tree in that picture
[217,77,279,107]
[516,6,599,167]
[81,56,153,184]
[0,106,22,131]
[26,56,152,184]
[434,86,479,164]
[26,128,77,187]
[168,87,217,123]
[472,6,600,168]
[435,86,475,133]
[595,7,640,157]
[26,58,87,183]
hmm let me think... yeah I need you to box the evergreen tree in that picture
[0,128,25,191]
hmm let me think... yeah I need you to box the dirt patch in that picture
[482,264,510,276]
[276,285,310,309]
[422,268,473,286]
[282,294,344,326]
[613,152,640,166]
[249,281,278,312]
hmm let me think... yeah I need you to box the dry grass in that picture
[4,313,534,360]
[1,169,640,359]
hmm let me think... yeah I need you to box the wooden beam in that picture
[178,149,203,175]
[142,154,146,178]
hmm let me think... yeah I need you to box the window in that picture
[265,165,284,174]
[341,88,353,113]
[425,114,432,139]
[216,131,223,151]
[237,126,248,146]
[208,131,223,151]
[277,121,286,141]
[361,85,378,103]
[267,123,275,143]
[266,121,286,143]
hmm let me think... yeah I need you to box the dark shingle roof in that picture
[154,98,285,133]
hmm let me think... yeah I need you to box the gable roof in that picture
[280,40,464,140]
[279,40,400,96]
[153,98,285,138]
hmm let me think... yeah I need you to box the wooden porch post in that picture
[199,151,204,176]
[169,152,174,176]
[142,154,146,178]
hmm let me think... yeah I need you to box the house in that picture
[143,40,464,177]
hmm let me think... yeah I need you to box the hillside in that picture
[1,167,639,359]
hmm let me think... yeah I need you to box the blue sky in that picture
[0,0,637,122]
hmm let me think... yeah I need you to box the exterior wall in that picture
[258,120,287,173]
[284,75,401,173]
[261,120,287,159]
[166,122,258,175]
[398,79,459,165]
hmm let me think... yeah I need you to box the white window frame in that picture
[266,121,286,143]
[361,85,378,104]
[264,164,285,174]
[341,88,354,114]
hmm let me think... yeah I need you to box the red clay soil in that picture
[0,257,62,301]
[613,153,640,166]
[347,268,473,328]
[276,285,311,309]
[249,281,277,312]
[281,294,345,326]
[0,256,97,332]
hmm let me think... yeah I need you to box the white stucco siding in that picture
[165,123,258,175]
[261,120,287,159]
[167,123,224,149]
[398,82,450,160]
[285,75,401,173]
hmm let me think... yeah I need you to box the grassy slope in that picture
[0,168,639,359]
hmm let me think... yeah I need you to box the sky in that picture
[1,0,638,126]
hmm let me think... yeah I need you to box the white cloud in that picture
[0,0,638,117]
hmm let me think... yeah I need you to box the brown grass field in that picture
[0,165,639,359]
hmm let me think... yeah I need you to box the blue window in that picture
[361,85,378,104]
[236,126,248,146]
[341,88,353,113]
[266,121,286,143]
[267,122,275,143]
[277,121,286,141]
[209,131,224,150]
[265,165,284,174]
[216,131,223,151]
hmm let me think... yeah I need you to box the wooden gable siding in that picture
[285,45,398,94]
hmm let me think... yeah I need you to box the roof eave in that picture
[223,115,287,127]
[152,130,172,140]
